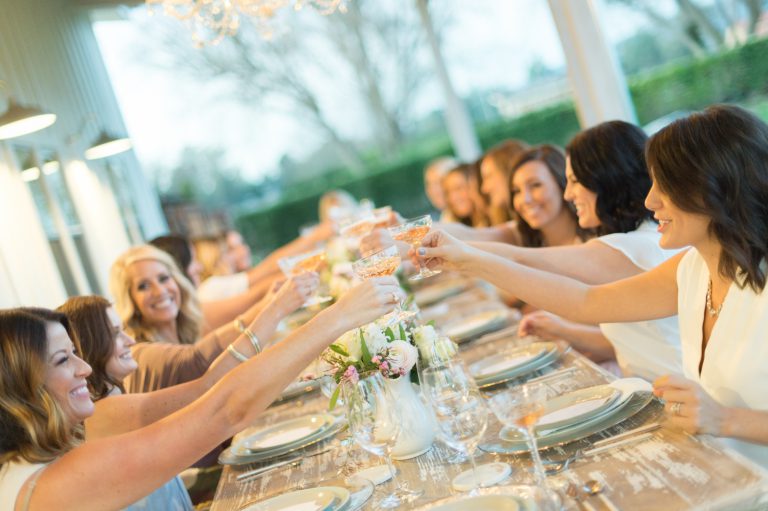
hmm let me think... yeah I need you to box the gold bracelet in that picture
[226,344,249,363]
[234,317,262,354]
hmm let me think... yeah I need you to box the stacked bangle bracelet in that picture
[226,344,249,363]
[234,318,262,354]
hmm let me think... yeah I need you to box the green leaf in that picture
[329,343,349,357]
[359,329,372,364]
[398,323,406,340]
[384,327,395,341]
[427,320,436,327]
[329,384,341,410]
[403,294,414,308]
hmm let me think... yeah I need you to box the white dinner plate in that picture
[414,280,468,306]
[443,309,509,343]
[239,486,350,511]
[469,345,548,381]
[243,414,334,452]
[536,385,621,432]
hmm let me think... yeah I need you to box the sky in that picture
[92,0,646,184]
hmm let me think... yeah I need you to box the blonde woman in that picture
[109,245,314,394]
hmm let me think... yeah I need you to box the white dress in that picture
[0,459,46,511]
[0,458,193,511]
[595,220,684,381]
[197,272,249,302]
[677,248,768,469]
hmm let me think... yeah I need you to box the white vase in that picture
[382,375,436,460]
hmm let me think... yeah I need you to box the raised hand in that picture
[273,272,320,315]
[330,276,404,331]
[409,229,479,273]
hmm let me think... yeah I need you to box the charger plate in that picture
[413,485,543,511]
[479,390,654,454]
[443,309,509,343]
[238,486,349,511]
[472,342,561,389]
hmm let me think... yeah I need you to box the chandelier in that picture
[146,0,347,47]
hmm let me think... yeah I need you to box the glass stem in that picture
[414,242,427,274]
[384,453,405,491]
[466,446,481,493]
[526,425,548,487]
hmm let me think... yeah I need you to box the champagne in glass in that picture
[488,383,561,510]
[277,249,332,307]
[343,373,423,508]
[352,246,415,322]
[387,215,440,281]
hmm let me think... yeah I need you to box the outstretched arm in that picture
[416,230,681,325]
[25,277,404,511]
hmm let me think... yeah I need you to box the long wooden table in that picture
[211,307,768,510]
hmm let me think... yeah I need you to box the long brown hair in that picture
[509,144,588,247]
[0,308,84,465]
[482,139,530,223]
[57,296,124,400]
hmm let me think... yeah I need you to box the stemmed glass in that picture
[277,249,332,307]
[343,373,423,508]
[421,360,490,494]
[488,383,561,510]
[352,245,415,322]
[388,214,440,281]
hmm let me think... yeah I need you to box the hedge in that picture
[238,37,768,257]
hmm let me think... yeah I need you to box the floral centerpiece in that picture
[322,318,442,459]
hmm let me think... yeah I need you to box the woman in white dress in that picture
[0,277,403,510]
[473,121,683,381]
[416,105,768,468]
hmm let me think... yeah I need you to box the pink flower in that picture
[371,355,381,364]
[343,365,359,384]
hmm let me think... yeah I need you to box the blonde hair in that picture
[109,245,202,345]
[193,236,232,281]
[0,309,83,465]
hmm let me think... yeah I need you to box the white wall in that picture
[0,0,166,305]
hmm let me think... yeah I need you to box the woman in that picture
[109,245,313,394]
[0,278,402,510]
[423,156,458,221]
[441,163,489,227]
[417,105,768,468]
[479,139,529,225]
[467,123,683,381]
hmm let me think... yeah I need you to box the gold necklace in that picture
[706,280,724,317]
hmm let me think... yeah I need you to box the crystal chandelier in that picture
[146,0,347,47]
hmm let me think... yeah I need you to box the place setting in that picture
[237,475,375,511]
[479,378,658,456]
[439,303,512,344]
[220,412,346,467]
[468,341,565,388]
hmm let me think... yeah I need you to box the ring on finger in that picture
[670,401,682,416]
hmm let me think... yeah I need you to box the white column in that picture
[547,0,637,127]
[415,0,482,161]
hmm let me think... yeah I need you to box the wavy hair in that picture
[647,104,768,292]
[0,308,83,465]
[109,245,202,345]
[508,144,589,247]
[566,121,653,236]
[150,235,193,284]
[57,296,124,400]
[481,139,530,223]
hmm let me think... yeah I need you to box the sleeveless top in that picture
[594,221,684,381]
[0,459,193,511]
[677,248,768,469]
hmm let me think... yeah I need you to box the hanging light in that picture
[0,99,57,140]
[84,131,132,160]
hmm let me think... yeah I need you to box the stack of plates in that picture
[442,308,509,343]
[220,413,341,466]
[240,486,350,511]
[240,476,374,511]
[413,279,469,307]
[481,378,654,454]
[413,485,542,510]
[469,342,560,388]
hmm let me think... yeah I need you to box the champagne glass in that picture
[278,249,332,307]
[387,215,440,281]
[343,373,423,508]
[352,246,415,322]
[488,383,561,510]
[421,360,491,494]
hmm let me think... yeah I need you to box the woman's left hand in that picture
[653,374,728,436]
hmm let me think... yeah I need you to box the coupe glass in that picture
[352,245,415,322]
[343,373,423,508]
[277,249,332,307]
[488,383,561,510]
[387,214,440,281]
[421,360,490,494]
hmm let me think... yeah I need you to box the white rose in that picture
[412,325,439,357]
[362,323,389,356]
[335,329,362,361]
[387,340,418,374]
